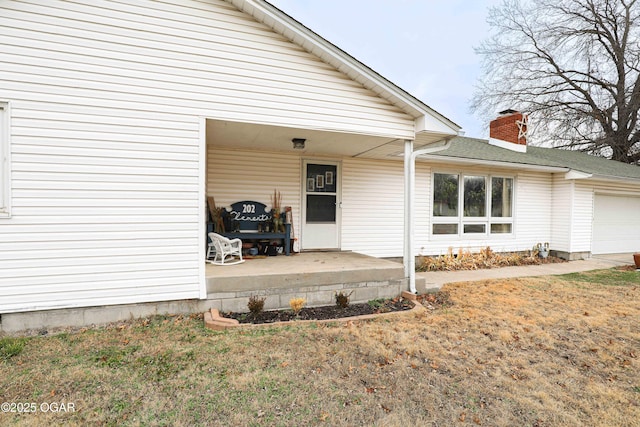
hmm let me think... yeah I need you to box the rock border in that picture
[204,291,423,330]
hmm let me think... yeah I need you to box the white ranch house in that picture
[1,0,639,332]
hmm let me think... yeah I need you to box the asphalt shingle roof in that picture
[429,137,640,181]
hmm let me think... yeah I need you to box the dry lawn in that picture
[1,268,639,426]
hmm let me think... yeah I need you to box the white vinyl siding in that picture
[341,158,405,257]
[570,182,594,252]
[550,178,594,255]
[0,102,10,217]
[1,105,202,313]
[0,0,414,139]
[0,0,415,314]
[550,175,573,253]
[415,164,432,256]
[513,172,552,249]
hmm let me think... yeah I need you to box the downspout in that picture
[403,140,413,281]
[404,138,454,294]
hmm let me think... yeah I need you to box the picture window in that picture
[432,172,513,236]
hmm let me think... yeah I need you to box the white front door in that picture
[302,161,341,250]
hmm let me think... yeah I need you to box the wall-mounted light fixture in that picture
[292,138,306,149]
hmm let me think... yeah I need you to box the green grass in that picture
[561,268,640,286]
[92,345,141,368]
[0,337,27,361]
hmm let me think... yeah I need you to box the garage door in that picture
[592,194,640,254]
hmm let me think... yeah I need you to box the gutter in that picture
[565,171,640,184]
[404,138,454,294]
[419,154,570,173]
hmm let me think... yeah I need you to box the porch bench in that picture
[220,225,291,256]
[208,200,292,256]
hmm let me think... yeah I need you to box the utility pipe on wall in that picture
[404,138,453,294]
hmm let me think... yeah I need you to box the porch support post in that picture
[403,140,415,293]
[198,116,208,299]
[405,137,455,295]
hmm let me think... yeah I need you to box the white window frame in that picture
[0,101,10,218]
[488,176,514,235]
[462,174,488,236]
[431,171,514,238]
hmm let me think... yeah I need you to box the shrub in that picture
[367,299,385,310]
[335,291,353,308]
[289,297,306,314]
[415,246,562,272]
[247,295,266,315]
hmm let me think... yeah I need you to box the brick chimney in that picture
[489,109,528,152]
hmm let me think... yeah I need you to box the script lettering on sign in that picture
[229,211,271,222]
[228,201,272,224]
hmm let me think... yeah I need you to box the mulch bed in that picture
[223,297,415,324]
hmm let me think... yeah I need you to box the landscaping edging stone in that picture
[203,291,423,330]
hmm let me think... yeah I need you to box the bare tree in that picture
[472,0,640,164]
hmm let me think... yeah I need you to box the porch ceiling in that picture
[206,119,447,159]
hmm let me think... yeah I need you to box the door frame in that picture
[301,159,342,250]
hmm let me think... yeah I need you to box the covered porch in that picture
[205,251,423,313]
[205,119,437,255]
[205,118,458,299]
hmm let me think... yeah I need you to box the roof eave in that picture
[227,0,461,136]
[572,172,640,184]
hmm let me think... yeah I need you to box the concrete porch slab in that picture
[205,252,412,312]
[206,251,405,293]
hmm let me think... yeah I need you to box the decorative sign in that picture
[228,201,271,225]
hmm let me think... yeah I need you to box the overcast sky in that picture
[268,0,502,138]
